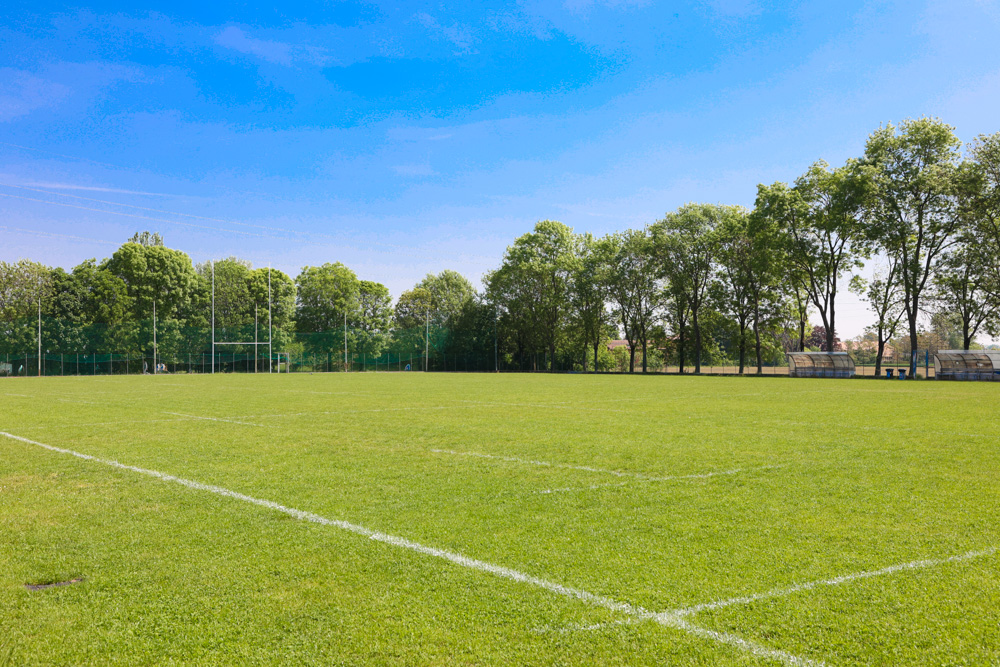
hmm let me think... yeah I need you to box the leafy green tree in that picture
[932,242,998,350]
[353,280,393,357]
[569,233,611,372]
[745,201,787,373]
[295,262,361,360]
[103,242,199,322]
[127,231,164,246]
[652,203,731,373]
[295,262,360,332]
[485,221,576,371]
[861,118,966,376]
[714,211,755,373]
[601,228,661,373]
[756,161,868,354]
[850,258,904,375]
[415,270,476,324]
[0,259,50,355]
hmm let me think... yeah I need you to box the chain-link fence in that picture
[0,315,938,377]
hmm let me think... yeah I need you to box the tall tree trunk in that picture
[678,327,685,374]
[826,306,836,352]
[798,316,806,352]
[964,320,972,351]
[875,334,884,377]
[641,341,648,373]
[693,310,702,374]
[753,301,763,375]
[908,310,919,377]
[593,342,599,373]
[629,343,636,373]
[738,325,747,375]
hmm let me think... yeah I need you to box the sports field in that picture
[2,373,999,665]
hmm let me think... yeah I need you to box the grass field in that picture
[2,373,999,665]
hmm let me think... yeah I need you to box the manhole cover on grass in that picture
[25,577,84,591]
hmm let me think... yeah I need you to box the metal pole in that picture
[268,265,272,374]
[37,288,41,377]
[494,307,498,373]
[344,310,348,371]
[255,303,258,374]
[425,310,429,372]
[153,300,157,374]
[211,260,215,374]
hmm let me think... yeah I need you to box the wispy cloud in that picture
[415,13,477,54]
[213,26,333,66]
[23,181,178,197]
[392,163,438,177]
[0,69,72,122]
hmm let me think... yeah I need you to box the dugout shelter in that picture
[787,351,855,378]
[933,350,1000,381]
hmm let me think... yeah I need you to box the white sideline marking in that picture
[534,466,780,494]
[233,405,484,420]
[57,398,99,405]
[3,393,31,397]
[163,412,263,427]
[26,418,198,430]
[0,430,819,667]
[432,449,783,486]
[672,546,999,616]
[540,546,998,637]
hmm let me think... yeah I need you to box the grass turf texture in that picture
[1,373,998,665]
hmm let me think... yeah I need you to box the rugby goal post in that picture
[211,260,276,374]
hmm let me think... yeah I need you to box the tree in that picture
[569,233,610,372]
[652,203,730,374]
[757,161,867,354]
[485,221,576,371]
[601,229,661,373]
[714,210,755,373]
[861,118,966,376]
[745,202,786,373]
[932,242,998,350]
[127,231,164,246]
[103,242,199,322]
[295,262,360,332]
[354,280,393,357]
[415,270,476,324]
[295,262,361,361]
[851,259,904,376]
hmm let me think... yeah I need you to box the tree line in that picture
[2,118,999,375]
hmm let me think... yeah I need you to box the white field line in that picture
[163,412,263,427]
[25,418,199,430]
[232,405,485,420]
[539,546,998,637]
[432,449,784,486]
[784,420,999,440]
[672,546,999,616]
[56,398,100,405]
[535,465,784,494]
[0,430,821,667]
[3,393,31,397]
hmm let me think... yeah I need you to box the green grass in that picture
[1,373,998,665]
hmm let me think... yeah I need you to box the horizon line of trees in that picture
[3,118,1000,376]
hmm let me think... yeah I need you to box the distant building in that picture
[837,339,895,360]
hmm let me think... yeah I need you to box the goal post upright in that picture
[211,259,215,375]
[268,264,272,374]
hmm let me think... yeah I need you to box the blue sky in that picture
[2,0,1000,336]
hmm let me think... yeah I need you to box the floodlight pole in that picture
[153,300,157,374]
[37,288,41,377]
[344,311,348,371]
[268,265,272,374]
[211,259,215,374]
[254,303,258,374]
[425,310,429,372]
